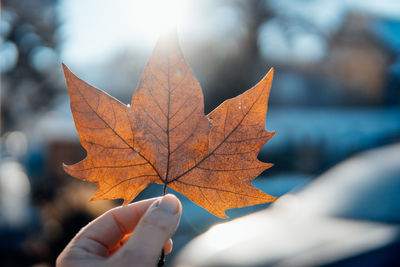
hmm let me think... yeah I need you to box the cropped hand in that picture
[57,194,182,267]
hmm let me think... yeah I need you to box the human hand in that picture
[57,194,182,267]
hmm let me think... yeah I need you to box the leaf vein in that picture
[175,180,264,199]
[97,174,158,198]
[169,82,268,183]
[70,162,149,172]
[197,166,263,172]
[170,103,199,132]
[74,86,162,181]
[169,86,197,120]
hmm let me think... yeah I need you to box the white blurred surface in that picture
[175,144,400,266]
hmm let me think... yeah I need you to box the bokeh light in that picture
[0,160,31,226]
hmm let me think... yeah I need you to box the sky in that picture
[58,0,205,66]
[57,0,400,68]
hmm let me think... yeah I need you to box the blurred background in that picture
[0,0,399,266]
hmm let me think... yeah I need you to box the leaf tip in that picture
[62,162,72,174]
[266,195,279,204]
[61,63,76,83]
[269,67,274,75]
[216,211,229,219]
[265,67,274,82]
[265,162,274,169]
[155,26,181,55]
[61,63,70,74]
[252,67,274,96]
[266,130,276,141]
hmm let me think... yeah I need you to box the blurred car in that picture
[175,143,400,266]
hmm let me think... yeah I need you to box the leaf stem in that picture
[157,182,167,267]
[158,250,166,267]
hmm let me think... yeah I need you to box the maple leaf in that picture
[63,31,277,218]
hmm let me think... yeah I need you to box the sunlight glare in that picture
[125,0,188,36]
[60,0,192,64]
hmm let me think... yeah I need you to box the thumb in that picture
[108,194,182,266]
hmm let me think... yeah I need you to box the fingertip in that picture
[158,194,182,215]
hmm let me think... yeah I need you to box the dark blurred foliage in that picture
[1,0,63,132]
[0,0,83,266]
[199,1,274,113]
[0,0,399,266]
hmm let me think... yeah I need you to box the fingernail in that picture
[152,199,161,208]
[158,194,179,214]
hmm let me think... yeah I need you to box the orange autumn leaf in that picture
[63,31,277,218]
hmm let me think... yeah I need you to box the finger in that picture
[110,236,172,255]
[71,197,161,256]
[109,194,182,266]
[164,238,173,255]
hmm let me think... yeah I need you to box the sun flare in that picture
[125,0,188,36]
